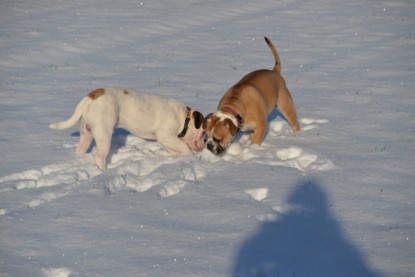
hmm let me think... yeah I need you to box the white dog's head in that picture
[179,108,206,152]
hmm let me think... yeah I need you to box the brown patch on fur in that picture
[123,90,129,95]
[88,88,105,100]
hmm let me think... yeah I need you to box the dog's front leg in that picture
[251,121,267,145]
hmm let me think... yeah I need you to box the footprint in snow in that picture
[103,160,204,198]
[0,157,101,214]
[0,136,207,215]
[268,117,329,135]
[300,117,329,131]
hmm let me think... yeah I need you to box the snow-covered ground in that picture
[1,0,414,276]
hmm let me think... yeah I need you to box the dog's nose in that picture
[207,142,224,155]
[207,142,214,152]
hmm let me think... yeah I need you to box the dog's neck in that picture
[178,106,192,138]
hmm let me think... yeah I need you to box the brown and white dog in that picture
[205,37,300,155]
[49,87,206,170]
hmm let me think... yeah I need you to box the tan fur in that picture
[206,37,300,155]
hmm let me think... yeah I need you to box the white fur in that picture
[50,87,205,170]
[215,111,239,127]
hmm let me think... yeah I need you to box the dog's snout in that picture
[207,142,225,155]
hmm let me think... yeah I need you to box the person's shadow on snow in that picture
[233,179,382,277]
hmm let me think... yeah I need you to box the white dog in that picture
[49,87,206,170]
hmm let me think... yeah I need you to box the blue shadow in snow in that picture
[70,128,131,160]
[233,179,382,277]
[70,128,130,138]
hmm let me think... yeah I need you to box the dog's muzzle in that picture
[207,141,225,155]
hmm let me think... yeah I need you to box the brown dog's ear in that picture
[192,111,204,129]
[224,118,238,136]
[204,113,214,130]
[205,113,213,120]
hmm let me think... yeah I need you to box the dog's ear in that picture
[204,113,214,130]
[224,118,238,136]
[192,111,204,129]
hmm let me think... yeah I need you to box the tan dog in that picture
[49,87,206,170]
[205,37,300,155]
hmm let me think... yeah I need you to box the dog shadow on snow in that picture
[233,178,382,277]
[233,109,288,143]
[71,128,130,160]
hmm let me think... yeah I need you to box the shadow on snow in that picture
[233,178,382,277]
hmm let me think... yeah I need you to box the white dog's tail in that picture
[49,97,92,129]
[264,36,281,74]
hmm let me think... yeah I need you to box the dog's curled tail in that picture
[264,36,281,74]
[49,97,92,129]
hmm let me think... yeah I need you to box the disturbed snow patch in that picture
[0,118,334,214]
[202,117,335,172]
[245,187,269,202]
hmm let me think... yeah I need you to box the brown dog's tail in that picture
[264,36,281,74]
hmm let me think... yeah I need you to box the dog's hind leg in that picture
[277,86,300,132]
[91,126,113,170]
[76,120,93,156]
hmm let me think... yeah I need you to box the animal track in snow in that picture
[300,117,329,131]
[0,137,206,215]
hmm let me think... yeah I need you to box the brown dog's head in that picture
[205,111,239,155]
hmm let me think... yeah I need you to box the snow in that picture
[0,0,414,276]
